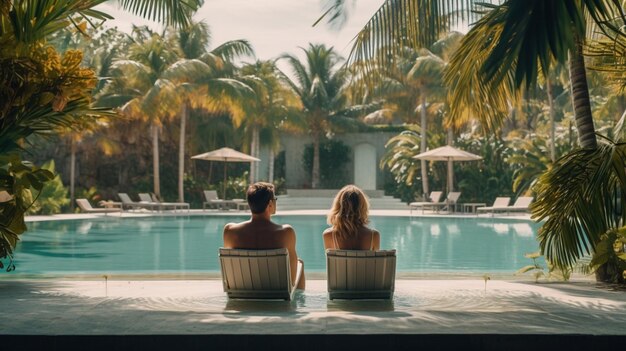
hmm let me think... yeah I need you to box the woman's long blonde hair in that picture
[327,185,370,239]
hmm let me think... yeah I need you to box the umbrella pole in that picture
[223,161,227,200]
[447,158,454,192]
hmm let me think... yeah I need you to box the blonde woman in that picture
[323,185,380,250]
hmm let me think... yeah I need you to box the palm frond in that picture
[114,0,204,28]
[533,138,626,269]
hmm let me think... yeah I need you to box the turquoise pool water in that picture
[11,216,542,275]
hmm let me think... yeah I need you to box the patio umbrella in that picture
[191,147,260,199]
[413,145,482,192]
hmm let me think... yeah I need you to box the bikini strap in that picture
[370,229,375,251]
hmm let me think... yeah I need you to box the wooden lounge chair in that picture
[118,193,159,211]
[326,249,396,300]
[219,248,303,300]
[139,193,190,212]
[424,191,461,213]
[409,191,443,214]
[76,199,122,215]
[476,197,511,215]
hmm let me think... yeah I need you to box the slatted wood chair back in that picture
[326,249,396,300]
[219,248,294,300]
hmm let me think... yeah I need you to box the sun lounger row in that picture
[75,199,122,215]
[219,248,396,301]
[203,190,249,211]
[476,196,533,215]
[409,191,461,214]
[76,194,190,214]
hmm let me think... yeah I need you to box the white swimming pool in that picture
[9,215,542,275]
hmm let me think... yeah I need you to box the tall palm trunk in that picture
[569,38,597,149]
[249,125,259,183]
[420,95,429,197]
[254,127,260,180]
[546,76,556,162]
[152,123,161,198]
[447,128,454,192]
[312,132,320,189]
[178,103,187,202]
[69,137,76,211]
[268,149,275,183]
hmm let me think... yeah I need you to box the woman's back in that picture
[323,226,380,251]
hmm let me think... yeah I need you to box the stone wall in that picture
[277,131,397,190]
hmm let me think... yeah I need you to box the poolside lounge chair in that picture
[219,248,303,301]
[409,191,443,214]
[500,196,533,214]
[118,193,159,211]
[76,199,122,215]
[203,190,222,210]
[203,190,248,211]
[424,191,461,213]
[138,193,190,212]
[476,197,513,216]
[479,196,533,215]
[326,249,396,300]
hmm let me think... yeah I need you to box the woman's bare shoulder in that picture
[322,227,334,236]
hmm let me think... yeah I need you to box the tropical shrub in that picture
[303,140,351,188]
[0,157,54,271]
[25,160,69,215]
[455,135,518,203]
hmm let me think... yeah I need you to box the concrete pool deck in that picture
[2,278,625,336]
[11,210,625,349]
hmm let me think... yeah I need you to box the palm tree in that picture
[281,44,350,188]
[323,0,626,277]
[169,21,254,201]
[443,1,626,275]
[372,32,462,196]
[100,28,182,198]
[0,0,203,270]
[239,60,300,183]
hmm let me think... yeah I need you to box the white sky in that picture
[96,0,386,62]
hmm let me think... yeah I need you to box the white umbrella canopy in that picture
[413,145,482,192]
[191,147,260,199]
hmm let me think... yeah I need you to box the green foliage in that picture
[508,133,574,196]
[218,171,250,200]
[588,227,626,283]
[0,155,54,271]
[516,251,571,283]
[383,174,421,203]
[26,160,69,215]
[303,140,351,188]
[533,137,626,270]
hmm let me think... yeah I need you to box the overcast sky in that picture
[96,0,385,62]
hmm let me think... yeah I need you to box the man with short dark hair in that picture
[223,182,305,289]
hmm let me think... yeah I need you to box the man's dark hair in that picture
[247,182,275,214]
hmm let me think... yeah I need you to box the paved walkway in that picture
[2,278,624,335]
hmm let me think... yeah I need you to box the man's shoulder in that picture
[277,223,295,234]
[223,221,248,233]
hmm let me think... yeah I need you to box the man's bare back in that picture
[222,182,305,289]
